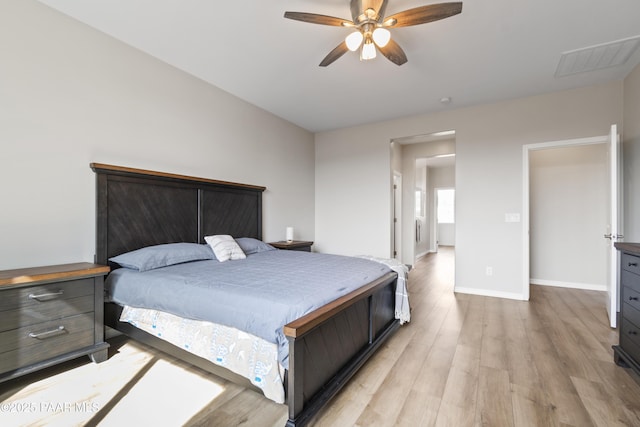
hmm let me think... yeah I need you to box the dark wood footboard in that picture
[284,271,399,427]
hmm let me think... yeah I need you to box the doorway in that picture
[391,130,456,266]
[522,125,621,327]
[415,154,456,259]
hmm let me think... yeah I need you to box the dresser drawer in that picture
[621,318,640,361]
[623,285,640,315]
[0,312,94,354]
[624,300,640,332]
[0,313,95,374]
[0,295,94,333]
[0,278,94,313]
[622,270,640,293]
[622,253,640,275]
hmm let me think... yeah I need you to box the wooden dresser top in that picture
[0,263,110,288]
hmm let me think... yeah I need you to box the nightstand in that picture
[0,262,110,382]
[269,240,314,252]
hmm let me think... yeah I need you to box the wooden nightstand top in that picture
[0,262,110,288]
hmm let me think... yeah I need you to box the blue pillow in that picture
[235,238,276,255]
[110,243,215,271]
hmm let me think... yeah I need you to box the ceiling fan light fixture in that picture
[372,28,391,47]
[382,17,397,27]
[346,31,364,51]
[361,38,377,60]
[284,1,463,67]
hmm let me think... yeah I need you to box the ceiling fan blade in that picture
[350,0,388,24]
[319,42,350,67]
[384,2,462,28]
[378,39,408,66]
[284,12,352,27]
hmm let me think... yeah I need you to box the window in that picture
[437,189,455,224]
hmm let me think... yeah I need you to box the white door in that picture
[605,124,622,328]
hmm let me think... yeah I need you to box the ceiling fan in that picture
[284,0,462,66]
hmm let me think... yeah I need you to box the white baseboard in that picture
[415,251,428,259]
[530,278,606,292]
[454,286,526,301]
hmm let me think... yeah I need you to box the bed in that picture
[92,163,406,427]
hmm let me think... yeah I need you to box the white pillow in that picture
[204,235,246,262]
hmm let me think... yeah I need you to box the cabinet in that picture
[0,263,110,382]
[269,240,314,252]
[614,243,640,374]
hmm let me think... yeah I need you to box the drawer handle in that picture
[630,296,639,301]
[28,290,64,301]
[629,262,639,267]
[28,325,66,339]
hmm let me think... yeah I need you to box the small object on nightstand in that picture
[269,240,314,252]
[0,262,111,383]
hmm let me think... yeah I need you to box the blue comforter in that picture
[105,250,392,368]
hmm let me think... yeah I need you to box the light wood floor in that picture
[3,247,640,426]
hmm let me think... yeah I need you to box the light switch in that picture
[505,213,520,223]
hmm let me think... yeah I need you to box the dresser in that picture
[614,243,640,374]
[0,263,110,382]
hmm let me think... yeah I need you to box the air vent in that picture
[555,35,640,77]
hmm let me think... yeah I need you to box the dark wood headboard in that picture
[91,163,266,266]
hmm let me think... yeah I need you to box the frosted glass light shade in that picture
[361,39,376,60]
[345,31,364,51]
[372,28,391,47]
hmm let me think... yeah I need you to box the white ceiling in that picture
[37,0,640,133]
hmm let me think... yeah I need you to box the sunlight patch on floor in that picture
[1,340,226,426]
[98,357,226,426]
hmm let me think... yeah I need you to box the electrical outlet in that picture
[486,266,493,276]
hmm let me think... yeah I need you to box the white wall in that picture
[0,1,315,270]
[315,125,396,256]
[315,82,623,299]
[624,64,640,242]
[529,145,607,289]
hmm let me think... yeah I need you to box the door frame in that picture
[521,133,612,301]
[393,171,402,260]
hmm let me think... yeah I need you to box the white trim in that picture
[522,147,530,301]
[522,133,609,302]
[530,278,606,292]
[454,286,526,301]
